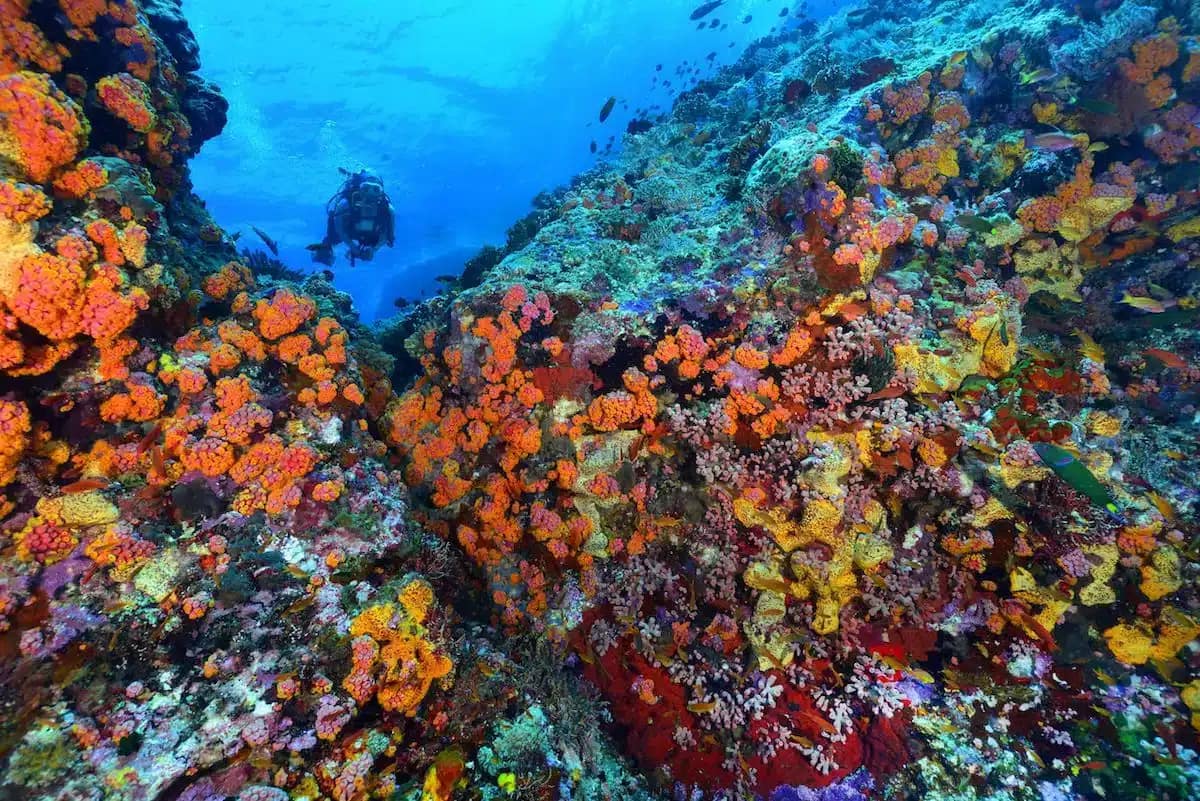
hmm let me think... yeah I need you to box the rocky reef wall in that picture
[2,1,1200,801]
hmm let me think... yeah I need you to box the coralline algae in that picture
[1,1,1200,800]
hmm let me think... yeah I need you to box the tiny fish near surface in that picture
[690,1,723,21]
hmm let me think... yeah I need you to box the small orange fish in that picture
[61,478,109,494]
[1145,491,1176,521]
[150,446,166,478]
[751,577,795,595]
[1144,348,1188,369]
[138,420,165,453]
[867,385,907,401]
[838,301,869,321]
[798,710,838,736]
[687,700,719,714]
[955,268,978,287]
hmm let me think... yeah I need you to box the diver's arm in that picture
[385,203,395,247]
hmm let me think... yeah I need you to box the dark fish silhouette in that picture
[599,96,616,122]
[251,225,279,256]
[690,1,723,21]
[590,140,597,153]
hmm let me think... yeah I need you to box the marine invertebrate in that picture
[95,72,156,133]
[343,578,452,715]
[0,70,89,182]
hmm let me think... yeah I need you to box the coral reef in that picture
[2,1,1200,800]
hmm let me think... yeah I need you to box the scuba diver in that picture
[307,168,395,266]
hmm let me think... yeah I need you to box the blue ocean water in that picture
[188,1,840,321]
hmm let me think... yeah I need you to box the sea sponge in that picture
[1140,546,1182,601]
[1104,607,1200,666]
[37,491,119,527]
[1079,544,1119,606]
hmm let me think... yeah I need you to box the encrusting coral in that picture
[2,1,1200,800]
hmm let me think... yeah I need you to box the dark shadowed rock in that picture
[141,0,202,72]
[182,74,229,148]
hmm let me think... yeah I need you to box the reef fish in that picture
[1144,348,1188,368]
[1032,442,1121,517]
[251,225,279,256]
[1074,329,1105,363]
[599,96,616,123]
[61,478,109,494]
[1019,67,1058,85]
[690,1,723,21]
[954,213,995,234]
[1026,132,1079,151]
[1072,97,1118,115]
[1121,292,1172,313]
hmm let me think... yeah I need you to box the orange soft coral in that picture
[0,70,89,182]
[344,581,453,715]
[10,251,86,340]
[81,263,147,340]
[99,380,165,423]
[0,398,31,486]
[0,178,50,223]
[253,289,316,340]
[0,3,67,73]
[51,157,108,199]
[95,72,156,133]
[180,436,236,478]
[203,261,254,301]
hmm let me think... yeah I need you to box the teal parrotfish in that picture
[1032,442,1121,518]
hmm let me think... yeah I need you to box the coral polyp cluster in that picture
[2,1,1200,800]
